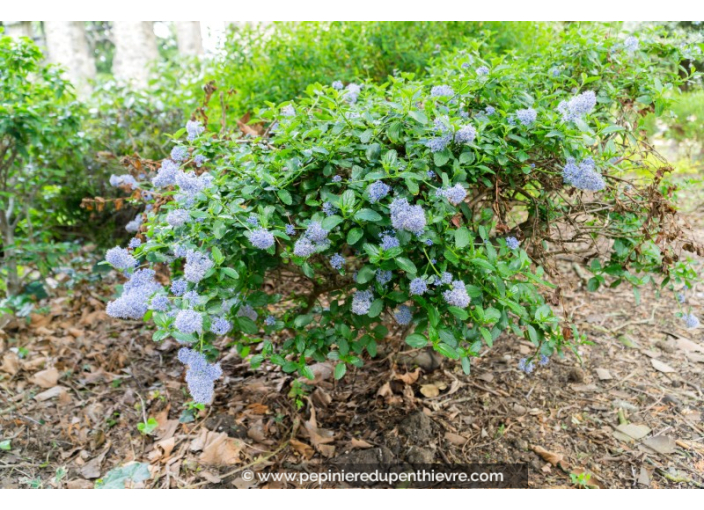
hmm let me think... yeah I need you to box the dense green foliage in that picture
[105,23,701,404]
[0,33,84,296]
[211,21,556,116]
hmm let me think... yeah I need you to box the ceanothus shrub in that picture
[104,24,701,404]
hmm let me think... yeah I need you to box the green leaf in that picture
[0,440,11,451]
[448,306,468,320]
[435,342,459,359]
[334,363,347,380]
[354,209,382,222]
[479,327,493,347]
[221,267,240,280]
[368,299,384,318]
[211,246,224,265]
[395,257,417,274]
[405,333,428,348]
[277,189,293,205]
[347,228,364,245]
[454,227,470,248]
[434,149,451,167]
[96,463,151,489]
[356,265,376,284]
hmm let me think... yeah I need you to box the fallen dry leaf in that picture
[396,368,421,385]
[29,367,59,389]
[34,385,67,402]
[198,431,243,466]
[532,445,569,471]
[650,359,675,373]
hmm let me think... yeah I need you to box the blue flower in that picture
[443,280,470,308]
[171,146,189,162]
[539,354,550,366]
[109,174,138,189]
[409,278,428,295]
[281,105,295,117]
[330,253,345,270]
[390,198,426,235]
[624,36,639,53]
[518,358,535,374]
[506,236,520,250]
[250,229,275,250]
[557,91,596,122]
[562,158,605,192]
[184,250,214,283]
[246,215,259,226]
[515,108,537,126]
[332,80,344,90]
[394,305,413,325]
[150,294,170,312]
[171,278,187,296]
[684,313,700,329]
[153,160,179,188]
[166,209,190,228]
[322,202,337,216]
[367,181,391,203]
[285,224,296,236]
[332,175,342,183]
[175,309,203,335]
[186,120,204,141]
[128,238,142,249]
[485,106,495,116]
[438,184,467,205]
[431,85,454,97]
[352,290,374,315]
[476,66,490,76]
[454,124,477,144]
[178,348,222,404]
[376,270,393,285]
[264,315,276,326]
[210,317,232,335]
[105,247,137,270]
[380,233,400,251]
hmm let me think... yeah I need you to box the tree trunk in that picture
[112,21,159,87]
[43,21,96,95]
[0,209,20,296]
[175,21,203,56]
[4,21,33,39]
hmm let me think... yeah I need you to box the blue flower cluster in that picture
[624,36,639,53]
[166,209,190,228]
[438,184,467,206]
[409,278,428,295]
[562,158,605,191]
[330,253,345,270]
[352,290,374,315]
[178,348,222,404]
[175,309,203,335]
[515,108,537,126]
[125,215,142,233]
[558,90,596,122]
[390,198,426,235]
[454,124,477,144]
[250,228,275,250]
[186,120,204,141]
[683,313,700,329]
[344,83,361,104]
[331,80,343,90]
[394,305,413,325]
[505,236,520,250]
[171,146,188,162]
[431,85,454,97]
[380,232,400,251]
[376,270,393,285]
[442,280,470,308]
[281,105,295,117]
[106,247,137,270]
[153,160,179,188]
[107,269,162,320]
[367,180,391,203]
[294,221,330,257]
[184,249,214,283]
[518,358,536,374]
[476,66,489,76]
[171,278,187,296]
[210,317,232,335]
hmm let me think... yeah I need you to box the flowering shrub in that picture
[104,25,701,404]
